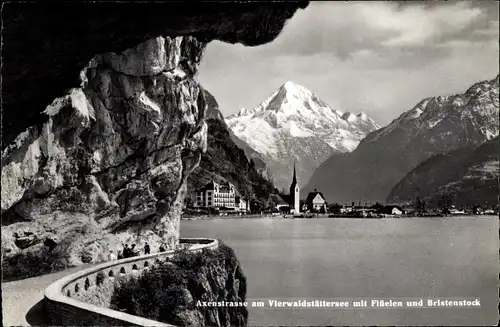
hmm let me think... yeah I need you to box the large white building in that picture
[195,180,236,208]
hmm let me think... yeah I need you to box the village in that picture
[182,164,498,219]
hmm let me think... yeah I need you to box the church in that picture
[288,162,301,213]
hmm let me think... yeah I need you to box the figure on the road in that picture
[123,244,130,258]
[108,250,116,261]
[44,238,57,252]
[159,243,166,252]
[144,242,150,255]
[131,244,138,257]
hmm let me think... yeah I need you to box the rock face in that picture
[2,2,309,149]
[204,90,272,181]
[227,81,380,189]
[387,136,499,207]
[187,90,276,207]
[1,2,308,270]
[110,242,247,326]
[305,75,499,203]
[2,36,207,265]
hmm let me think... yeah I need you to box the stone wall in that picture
[44,238,218,326]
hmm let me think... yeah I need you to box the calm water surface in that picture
[181,216,499,326]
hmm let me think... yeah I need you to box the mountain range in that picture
[204,91,273,181]
[387,136,498,207]
[226,81,380,190]
[304,74,499,204]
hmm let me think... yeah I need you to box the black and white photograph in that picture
[1,1,499,326]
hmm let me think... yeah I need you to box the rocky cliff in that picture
[110,242,247,327]
[204,90,272,181]
[305,75,499,203]
[230,135,273,181]
[2,36,208,266]
[387,136,499,207]
[1,2,308,273]
[186,90,277,207]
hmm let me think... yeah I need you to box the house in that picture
[235,197,249,213]
[381,205,404,215]
[305,189,327,212]
[447,206,465,215]
[194,180,236,208]
[268,194,289,211]
[343,205,354,213]
[473,206,483,215]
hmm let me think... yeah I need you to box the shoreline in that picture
[181,214,496,220]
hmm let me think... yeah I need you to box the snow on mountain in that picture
[306,74,500,204]
[226,81,380,189]
[364,75,499,147]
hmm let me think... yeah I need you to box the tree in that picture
[414,196,426,214]
[250,199,265,214]
[279,206,290,213]
[370,202,384,211]
[266,198,276,211]
[328,203,343,213]
[183,196,194,209]
[299,199,306,211]
[438,192,454,213]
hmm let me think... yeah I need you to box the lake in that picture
[180,216,499,326]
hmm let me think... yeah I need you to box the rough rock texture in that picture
[1,2,309,270]
[110,242,247,327]
[2,36,207,265]
[2,1,309,148]
[186,90,276,208]
[203,90,271,180]
[387,136,499,207]
[305,75,499,203]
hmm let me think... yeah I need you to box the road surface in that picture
[2,265,94,326]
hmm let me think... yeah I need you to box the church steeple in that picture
[289,161,300,213]
[292,161,297,184]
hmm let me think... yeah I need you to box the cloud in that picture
[472,20,500,37]
[251,1,497,58]
[198,1,499,126]
[377,2,483,47]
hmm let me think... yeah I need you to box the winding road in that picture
[2,265,95,326]
[2,239,215,326]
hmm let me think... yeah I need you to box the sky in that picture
[198,1,499,126]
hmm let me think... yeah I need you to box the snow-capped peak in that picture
[341,111,373,124]
[357,112,368,120]
[226,81,380,154]
[342,112,357,122]
[367,74,499,143]
[280,81,314,98]
[226,81,379,191]
[225,81,382,190]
